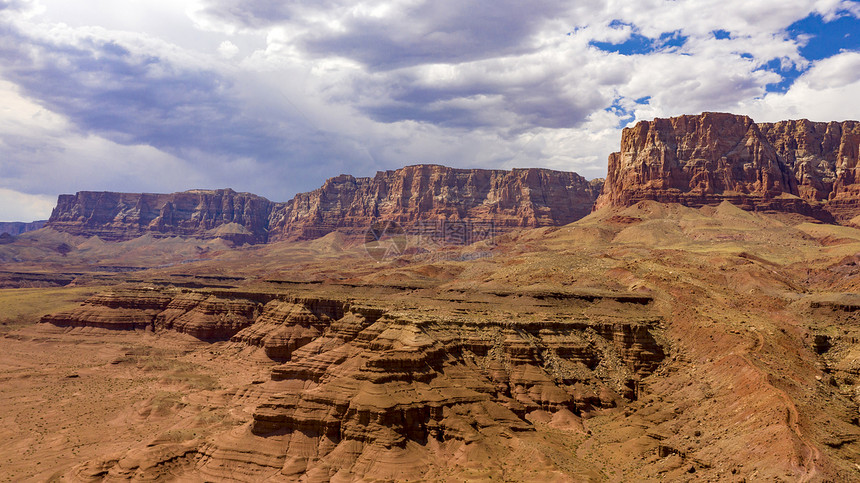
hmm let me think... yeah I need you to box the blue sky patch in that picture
[756,58,803,93]
[590,33,654,55]
[606,98,636,128]
[757,11,860,92]
[590,23,687,55]
[788,12,860,61]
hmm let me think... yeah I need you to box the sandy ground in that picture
[0,325,269,482]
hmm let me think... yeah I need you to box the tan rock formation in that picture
[230,297,347,361]
[40,288,173,330]
[156,293,263,340]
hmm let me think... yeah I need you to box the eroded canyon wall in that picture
[47,189,275,244]
[594,112,860,221]
[267,164,602,241]
[46,166,602,243]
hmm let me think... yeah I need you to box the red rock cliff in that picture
[46,166,602,243]
[47,188,275,243]
[595,112,860,221]
[759,119,860,220]
[267,165,601,241]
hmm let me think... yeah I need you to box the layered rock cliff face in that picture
[47,189,275,243]
[45,285,665,480]
[46,166,601,243]
[267,165,602,241]
[0,220,47,236]
[595,112,860,221]
[41,287,261,339]
[47,114,860,244]
[760,118,860,220]
[228,313,662,481]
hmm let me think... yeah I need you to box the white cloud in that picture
[0,188,55,221]
[741,51,860,122]
[802,51,860,89]
[217,39,238,58]
[599,0,849,37]
[0,79,208,196]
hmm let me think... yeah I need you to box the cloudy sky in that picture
[1,0,859,221]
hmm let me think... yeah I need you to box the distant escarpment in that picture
[47,166,602,243]
[595,112,860,222]
[47,189,274,244]
[0,220,47,236]
[267,164,602,241]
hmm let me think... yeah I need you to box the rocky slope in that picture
[46,166,602,243]
[594,112,860,221]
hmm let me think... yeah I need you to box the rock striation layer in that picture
[267,164,602,241]
[43,287,268,339]
[0,220,47,236]
[47,189,275,244]
[221,313,663,481]
[40,288,174,331]
[595,112,860,221]
[44,285,665,480]
[46,166,602,243]
[44,116,860,243]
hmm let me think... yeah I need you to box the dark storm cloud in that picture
[0,24,299,161]
[0,0,27,12]
[201,0,567,70]
[199,0,599,130]
[359,78,606,130]
[363,102,481,128]
[306,0,567,70]
[0,19,385,208]
[194,0,628,132]
[196,0,340,29]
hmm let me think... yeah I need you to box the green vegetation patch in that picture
[0,286,104,333]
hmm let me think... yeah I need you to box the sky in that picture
[1,0,859,221]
